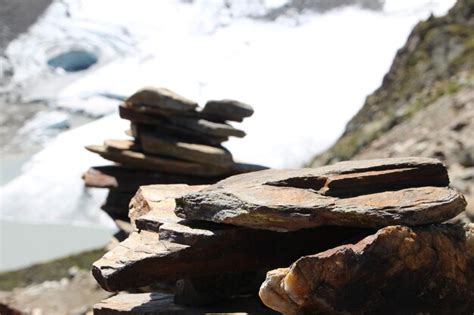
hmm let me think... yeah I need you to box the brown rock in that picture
[259,223,474,314]
[85,141,232,177]
[126,87,197,112]
[139,130,234,167]
[129,184,207,226]
[93,292,277,314]
[176,157,466,231]
[93,185,370,292]
[82,166,219,192]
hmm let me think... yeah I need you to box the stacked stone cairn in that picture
[91,157,473,314]
[83,87,266,243]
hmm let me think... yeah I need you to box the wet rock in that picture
[259,223,474,314]
[202,99,254,122]
[176,157,465,231]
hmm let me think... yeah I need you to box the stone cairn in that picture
[83,87,266,243]
[90,157,473,314]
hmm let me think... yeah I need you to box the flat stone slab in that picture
[139,130,234,167]
[126,87,198,112]
[93,292,277,314]
[129,184,207,226]
[82,166,220,192]
[169,116,246,138]
[85,140,232,177]
[201,99,254,122]
[175,157,466,231]
[93,185,370,292]
[259,223,474,314]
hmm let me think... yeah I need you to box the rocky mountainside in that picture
[310,0,474,219]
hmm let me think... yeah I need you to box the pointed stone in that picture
[169,116,246,138]
[260,224,474,314]
[175,157,465,231]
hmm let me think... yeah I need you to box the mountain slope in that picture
[309,0,474,219]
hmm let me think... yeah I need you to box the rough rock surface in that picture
[176,157,466,231]
[139,130,234,167]
[310,0,474,222]
[126,87,198,112]
[93,185,370,292]
[202,99,254,122]
[94,292,277,314]
[82,166,217,192]
[0,270,109,315]
[85,141,231,177]
[260,223,474,314]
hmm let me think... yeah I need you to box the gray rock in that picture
[201,100,254,122]
[169,116,246,138]
[126,87,197,112]
[85,140,232,177]
[175,157,466,231]
[139,130,234,167]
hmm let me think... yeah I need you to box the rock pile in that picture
[83,87,265,241]
[90,157,473,314]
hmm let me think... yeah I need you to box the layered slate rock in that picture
[259,223,474,314]
[139,130,234,167]
[175,157,466,231]
[93,185,370,292]
[126,87,198,113]
[202,99,254,122]
[82,166,217,191]
[94,292,277,314]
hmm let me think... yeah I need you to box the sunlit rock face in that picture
[47,50,98,72]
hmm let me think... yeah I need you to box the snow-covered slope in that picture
[0,0,456,226]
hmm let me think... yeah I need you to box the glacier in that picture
[0,0,456,228]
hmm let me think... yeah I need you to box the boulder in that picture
[259,223,474,314]
[202,99,254,122]
[175,157,466,231]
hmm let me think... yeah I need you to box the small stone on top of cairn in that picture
[83,86,266,245]
[90,157,472,314]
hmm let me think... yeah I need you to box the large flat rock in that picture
[139,130,234,167]
[85,141,232,177]
[259,223,474,314]
[82,166,220,191]
[175,157,466,231]
[93,185,370,292]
